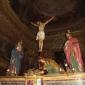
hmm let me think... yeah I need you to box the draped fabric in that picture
[64,37,83,71]
[10,48,23,75]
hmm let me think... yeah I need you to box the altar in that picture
[0,72,85,85]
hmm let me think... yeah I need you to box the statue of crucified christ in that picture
[31,16,54,52]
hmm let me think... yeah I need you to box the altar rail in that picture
[0,73,85,85]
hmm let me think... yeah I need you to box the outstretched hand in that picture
[51,16,55,19]
[31,22,34,25]
[44,16,55,25]
[31,22,38,27]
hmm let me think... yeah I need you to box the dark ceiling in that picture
[10,0,85,32]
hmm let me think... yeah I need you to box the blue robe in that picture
[10,48,23,75]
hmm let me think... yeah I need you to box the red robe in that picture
[64,37,83,69]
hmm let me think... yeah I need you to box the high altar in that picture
[0,0,85,85]
[0,73,85,85]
